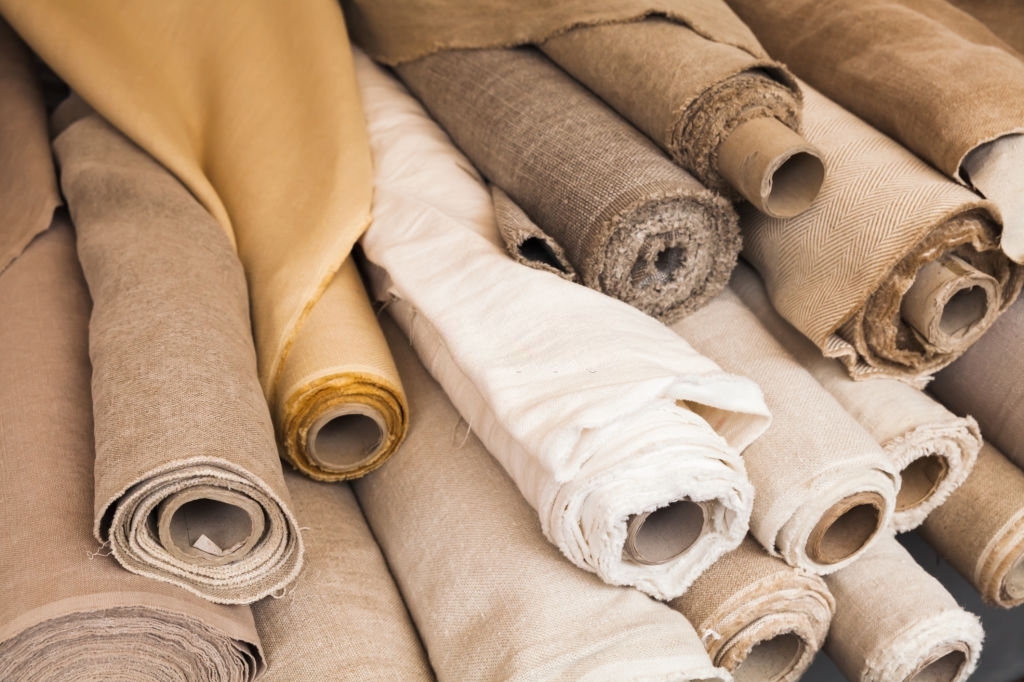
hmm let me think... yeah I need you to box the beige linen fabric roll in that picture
[0,219,263,682]
[739,84,1023,385]
[353,318,731,682]
[252,470,433,680]
[396,47,741,324]
[672,288,898,574]
[669,536,834,681]
[53,107,302,605]
[730,262,981,532]
[823,534,984,682]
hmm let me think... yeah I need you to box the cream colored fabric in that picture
[355,49,771,600]
[0,219,263,681]
[53,107,302,605]
[964,134,1024,262]
[672,288,898,574]
[730,262,981,532]
[354,318,730,682]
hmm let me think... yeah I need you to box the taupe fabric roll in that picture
[823,534,983,682]
[53,105,303,604]
[739,84,1023,385]
[669,536,834,681]
[920,441,1024,608]
[396,47,741,323]
[672,288,898,574]
[252,470,433,680]
[353,318,731,682]
[730,262,981,532]
[0,219,263,681]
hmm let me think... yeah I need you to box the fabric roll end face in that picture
[622,501,706,565]
[905,645,970,682]
[306,405,388,476]
[895,454,950,514]
[1004,553,1024,604]
[806,491,886,567]
[156,488,266,567]
[730,632,805,682]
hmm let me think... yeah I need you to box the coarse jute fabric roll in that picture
[53,104,303,604]
[671,288,898,574]
[353,317,730,682]
[669,536,834,681]
[823,533,984,682]
[920,441,1024,608]
[0,218,264,682]
[396,46,741,324]
[356,49,771,600]
[252,469,433,680]
[730,262,981,532]
[738,83,1023,385]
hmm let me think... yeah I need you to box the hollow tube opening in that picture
[807,494,885,565]
[896,455,949,512]
[908,649,968,682]
[762,151,825,219]
[624,500,705,565]
[732,633,805,682]
[310,412,384,472]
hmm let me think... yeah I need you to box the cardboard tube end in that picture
[156,487,265,566]
[1005,553,1024,601]
[901,255,999,352]
[623,501,705,565]
[895,455,949,513]
[806,491,885,565]
[907,647,969,682]
[731,632,805,682]
[307,405,386,474]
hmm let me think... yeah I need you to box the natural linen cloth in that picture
[252,470,433,680]
[738,83,1023,386]
[355,49,771,600]
[53,105,303,604]
[395,47,741,324]
[354,317,731,682]
[672,288,898,574]
[669,536,834,681]
[822,534,984,682]
[730,262,981,532]
[0,219,263,682]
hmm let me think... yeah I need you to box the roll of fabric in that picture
[0,218,264,682]
[669,536,834,681]
[730,262,981,532]
[920,441,1024,608]
[396,47,741,324]
[672,288,898,574]
[356,49,770,600]
[354,317,730,681]
[491,185,577,281]
[252,470,433,680]
[53,104,303,604]
[823,533,984,682]
[738,83,1023,385]
[946,0,1024,56]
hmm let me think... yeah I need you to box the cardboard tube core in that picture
[907,647,969,682]
[716,117,825,218]
[1005,553,1024,600]
[732,632,804,682]
[901,255,999,352]
[806,492,885,565]
[895,455,949,512]
[623,501,705,565]
[157,486,265,566]
[308,405,386,473]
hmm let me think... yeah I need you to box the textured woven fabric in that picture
[491,185,577,281]
[0,219,263,682]
[396,47,741,324]
[53,106,302,604]
[947,0,1024,56]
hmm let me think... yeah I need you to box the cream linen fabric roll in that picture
[823,534,984,682]
[0,219,263,682]
[730,262,981,532]
[738,84,1023,385]
[672,288,898,574]
[354,318,731,682]
[53,106,302,604]
[252,470,433,680]
[355,50,771,600]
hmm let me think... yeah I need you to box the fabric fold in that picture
[491,185,577,281]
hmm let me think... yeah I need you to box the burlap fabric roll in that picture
[669,536,834,681]
[738,84,1023,385]
[0,219,264,682]
[53,105,303,604]
[672,288,898,574]
[396,47,741,324]
[730,262,981,532]
[356,50,770,600]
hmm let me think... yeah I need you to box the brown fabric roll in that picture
[53,105,303,604]
[669,536,834,681]
[0,219,263,681]
[947,0,1024,57]
[397,47,740,323]
[491,185,577,280]
[739,83,1023,384]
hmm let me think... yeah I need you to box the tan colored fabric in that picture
[53,107,302,604]
[491,185,577,281]
[669,536,834,681]
[823,533,983,682]
[0,17,60,275]
[253,470,433,680]
[730,262,981,532]
[397,47,741,323]
[353,318,730,682]
[947,0,1024,57]
[739,83,1023,384]
[0,219,263,681]
[271,257,408,482]
[921,441,1024,608]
